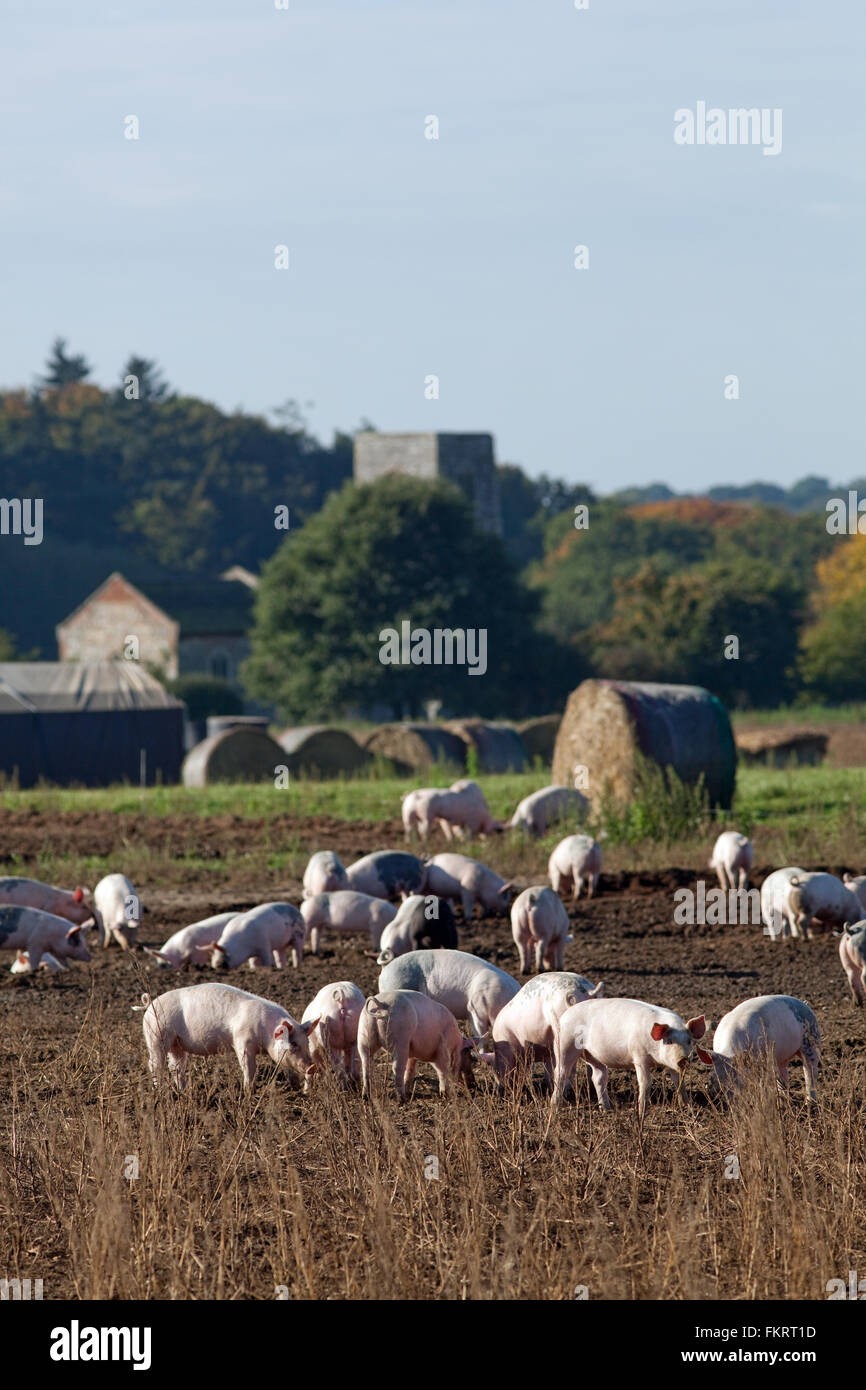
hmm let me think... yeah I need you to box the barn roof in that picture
[0,662,183,713]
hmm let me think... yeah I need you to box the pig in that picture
[839,923,866,1005]
[10,948,65,974]
[842,873,866,914]
[344,851,427,901]
[378,948,520,1039]
[510,885,572,974]
[301,891,397,954]
[302,851,348,899]
[358,989,475,1102]
[426,852,513,919]
[786,872,862,938]
[508,786,589,837]
[0,877,95,927]
[301,981,366,1090]
[209,902,306,970]
[477,971,604,1087]
[0,905,92,973]
[548,834,602,901]
[402,780,502,841]
[709,831,753,892]
[142,912,238,969]
[697,994,820,1104]
[760,867,808,940]
[93,873,141,950]
[376,894,458,965]
[552,997,707,1118]
[141,982,319,1091]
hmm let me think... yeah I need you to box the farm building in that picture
[0,662,185,787]
[353,431,503,534]
[55,569,257,690]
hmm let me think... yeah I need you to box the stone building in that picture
[353,432,502,534]
[56,570,257,689]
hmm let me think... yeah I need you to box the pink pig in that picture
[510,885,572,973]
[358,989,475,1103]
[301,981,366,1091]
[0,876,94,927]
[141,982,319,1090]
[839,924,866,1005]
[477,971,604,1087]
[0,905,91,973]
[552,997,706,1118]
[209,903,305,970]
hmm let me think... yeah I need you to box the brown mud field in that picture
[1,814,864,1301]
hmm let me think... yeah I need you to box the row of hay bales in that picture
[182,718,540,785]
[181,680,738,809]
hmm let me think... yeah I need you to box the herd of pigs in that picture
[2,779,865,1117]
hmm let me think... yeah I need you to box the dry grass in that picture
[2,991,863,1301]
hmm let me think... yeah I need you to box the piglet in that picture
[210,903,305,970]
[303,852,348,898]
[510,885,572,974]
[94,873,141,950]
[141,982,319,1090]
[548,834,602,901]
[358,989,475,1103]
[0,876,94,927]
[142,913,238,969]
[0,905,91,973]
[709,831,753,892]
[839,924,866,1006]
[301,890,397,954]
[552,996,706,1118]
[301,981,365,1091]
[697,994,820,1104]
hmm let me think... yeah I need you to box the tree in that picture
[118,355,171,402]
[800,534,866,700]
[242,476,580,721]
[39,337,92,389]
[167,675,243,721]
[590,558,804,708]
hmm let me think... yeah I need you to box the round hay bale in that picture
[445,720,528,774]
[517,715,561,765]
[182,727,286,787]
[277,725,372,778]
[206,716,270,738]
[362,723,467,775]
[735,727,828,768]
[551,679,736,809]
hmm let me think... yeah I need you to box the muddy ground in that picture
[0,812,860,1084]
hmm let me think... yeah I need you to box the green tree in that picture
[591,558,804,707]
[39,337,92,388]
[243,476,580,721]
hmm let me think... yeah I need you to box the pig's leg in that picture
[168,1047,189,1092]
[235,1041,257,1090]
[392,1044,410,1103]
[799,1042,820,1104]
[714,865,726,892]
[272,948,286,969]
[431,1048,453,1097]
[634,1059,653,1120]
[145,1034,168,1087]
[551,1037,580,1108]
[27,943,44,971]
[360,1037,378,1099]
[572,876,581,903]
[585,1056,611,1111]
[857,965,866,1005]
[550,867,562,894]
[347,1044,361,1082]
[554,936,565,971]
[466,1002,487,1041]
[460,888,475,921]
[403,1056,417,1096]
[438,820,453,842]
[310,926,321,955]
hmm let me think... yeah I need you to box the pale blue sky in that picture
[2,0,862,492]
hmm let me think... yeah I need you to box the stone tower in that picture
[353,432,502,535]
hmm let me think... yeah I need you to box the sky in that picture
[1,0,863,493]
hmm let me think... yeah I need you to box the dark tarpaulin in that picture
[0,663,185,787]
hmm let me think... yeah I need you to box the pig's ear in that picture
[73,887,84,903]
[687,1015,707,1040]
[651,1022,669,1041]
[697,1047,714,1066]
[16,950,28,964]
[475,1049,496,1066]
[65,925,82,939]
[302,1017,320,1036]
[273,1021,289,1040]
